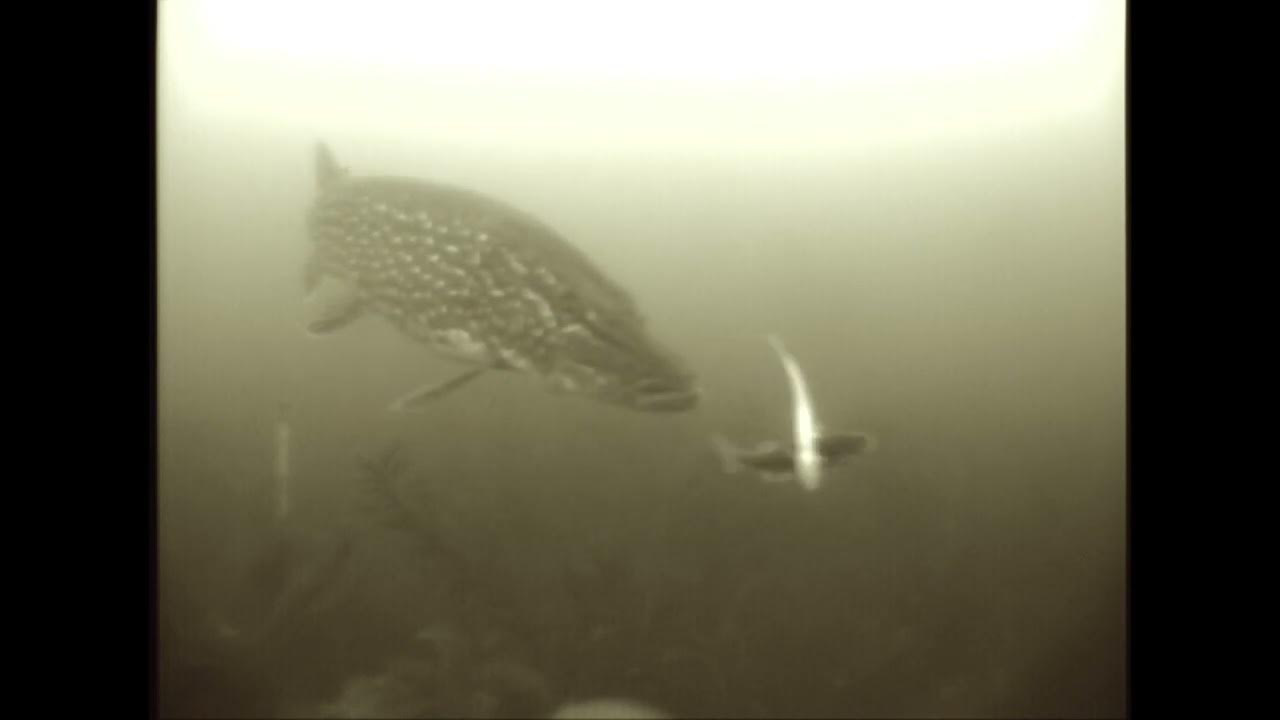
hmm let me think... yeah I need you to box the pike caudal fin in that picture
[710,434,745,474]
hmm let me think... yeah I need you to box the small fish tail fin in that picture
[861,433,880,454]
[315,142,347,190]
[710,434,744,475]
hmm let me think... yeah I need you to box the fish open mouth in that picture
[633,378,700,412]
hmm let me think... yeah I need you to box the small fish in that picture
[712,335,876,489]
[711,432,877,485]
[303,143,699,413]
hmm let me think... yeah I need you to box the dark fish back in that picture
[309,175,651,371]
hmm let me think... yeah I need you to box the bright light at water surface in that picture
[158,0,1124,158]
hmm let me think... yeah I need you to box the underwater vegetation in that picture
[158,440,827,717]
[159,413,1118,719]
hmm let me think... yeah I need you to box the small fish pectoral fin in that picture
[388,368,488,412]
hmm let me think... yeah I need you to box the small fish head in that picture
[548,325,699,412]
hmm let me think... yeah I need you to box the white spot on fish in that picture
[434,329,490,363]
[499,347,533,370]
[523,289,557,326]
[551,374,578,393]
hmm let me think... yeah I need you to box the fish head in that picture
[547,323,699,412]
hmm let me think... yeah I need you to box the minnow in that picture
[711,431,877,486]
[712,335,876,489]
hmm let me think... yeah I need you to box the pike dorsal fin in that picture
[315,142,348,191]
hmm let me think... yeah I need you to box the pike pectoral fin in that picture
[388,368,488,412]
[304,273,363,336]
[306,295,365,336]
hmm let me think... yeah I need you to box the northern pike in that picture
[304,143,699,413]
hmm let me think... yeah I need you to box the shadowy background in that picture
[157,2,1125,716]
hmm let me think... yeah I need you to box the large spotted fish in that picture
[304,143,699,413]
